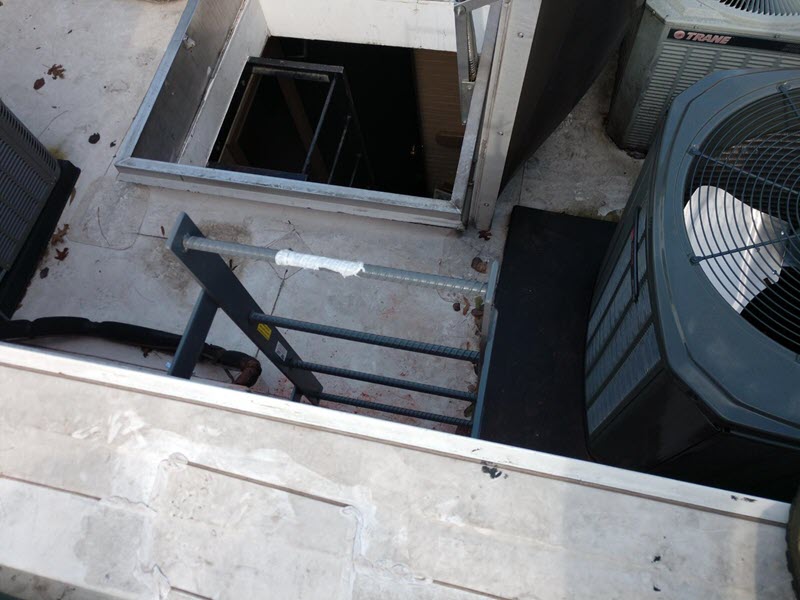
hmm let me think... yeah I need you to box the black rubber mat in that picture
[480,206,616,459]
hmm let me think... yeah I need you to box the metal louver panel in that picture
[0,99,60,271]
[717,0,800,15]
[625,41,800,149]
[585,206,660,434]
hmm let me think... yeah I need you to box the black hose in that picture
[0,317,262,387]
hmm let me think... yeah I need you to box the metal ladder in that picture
[166,213,498,437]
[208,57,374,189]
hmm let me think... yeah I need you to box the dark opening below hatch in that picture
[208,37,465,198]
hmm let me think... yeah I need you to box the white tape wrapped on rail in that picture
[274,249,365,278]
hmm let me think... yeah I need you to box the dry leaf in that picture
[47,64,65,79]
[50,223,69,246]
[33,78,45,90]
[478,230,492,241]
[471,256,488,274]
[54,247,69,261]
[462,297,471,316]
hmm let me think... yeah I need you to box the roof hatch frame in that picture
[115,0,538,229]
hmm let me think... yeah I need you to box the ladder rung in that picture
[290,359,476,402]
[311,391,471,427]
[251,313,480,363]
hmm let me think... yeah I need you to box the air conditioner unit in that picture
[586,69,800,500]
[0,99,79,317]
[607,0,800,152]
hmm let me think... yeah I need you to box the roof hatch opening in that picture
[208,37,466,200]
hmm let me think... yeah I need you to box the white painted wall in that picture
[257,0,470,51]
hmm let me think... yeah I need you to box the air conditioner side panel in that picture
[610,16,800,151]
[590,370,717,469]
[607,7,668,150]
[585,153,661,437]
[653,430,800,501]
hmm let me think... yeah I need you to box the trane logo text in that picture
[673,30,732,44]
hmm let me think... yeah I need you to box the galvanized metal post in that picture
[454,0,502,124]
[182,236,488,296]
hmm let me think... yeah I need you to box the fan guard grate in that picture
[685,84,800,354]
[716,0,800,15]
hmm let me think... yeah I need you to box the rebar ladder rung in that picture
[290,359,477,402]
[182,235,488,296]
[312,391,471,427]
[251,312,480,363]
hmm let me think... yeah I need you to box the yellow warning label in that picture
[257,323,272,341]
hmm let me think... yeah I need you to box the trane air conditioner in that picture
[587,69,800,500]
[607,0,800,152]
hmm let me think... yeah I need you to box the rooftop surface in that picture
[0,0,640,431]
[0,0,795,598]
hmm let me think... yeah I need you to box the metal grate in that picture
[585,204,660,433]
[0,99,60,271]
[717,0,800,15]
[684,84,800,353]
[624,41,800,149]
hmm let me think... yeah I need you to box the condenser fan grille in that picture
[717,0,800,15]
[685,85,800,353]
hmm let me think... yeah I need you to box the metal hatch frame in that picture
[115,0,538,229]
